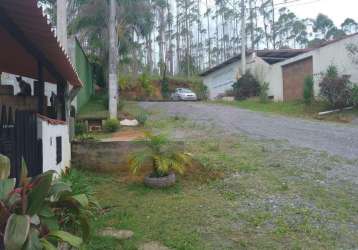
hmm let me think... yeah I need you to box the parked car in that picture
[171,88,198,101]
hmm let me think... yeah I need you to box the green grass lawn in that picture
[78,91,109,120]
[215,98,358,123]
[78,103,358,249]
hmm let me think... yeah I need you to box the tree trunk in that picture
[206,0,212,67]
[108,0,118,119]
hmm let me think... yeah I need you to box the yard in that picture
[215,98,358,123]
[78,102,358,250]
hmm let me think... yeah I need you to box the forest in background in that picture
[40,0,358,80]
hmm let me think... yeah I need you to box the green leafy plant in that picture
[319,65,353,108]
[129,132,191,177]
[103,118,119,133]
[136,113,148,126]
[0,154,92,249]
[75,122,87,136]
[138,72,154,96]
[303,75,314,105]
[352,85,358,107]
[259,82,270,103]
[233,71,261,100]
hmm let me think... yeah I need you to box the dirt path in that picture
[140,102,358,160]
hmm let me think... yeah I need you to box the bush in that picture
[319,65,352,108]
[259,82,270,103]
[161,78,170,99]
[352,85,358,107]
[0,155,92,249]
[117,100,124,111]
[303,75,314,105]
[103,118,119,133]
[136,112,148,125]
[75,122,87,136]
[233,71,260,100]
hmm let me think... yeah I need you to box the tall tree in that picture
[109,0,118,118]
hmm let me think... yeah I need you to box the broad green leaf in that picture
[20,158,29,186]
[48,230,83,248]
[6,192,21,207]
[0,178,15,200]
[4,214,30,250]
[27,173,53,215]
[40,239,57,250]
[71,194,89,208]
[79,214,91,242]
[0,154,11,180]
[41,217,59,231]
[39,206,55,218]
[24,228,42,250]
[49,181,72,201]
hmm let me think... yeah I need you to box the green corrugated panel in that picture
[75,39,94,110]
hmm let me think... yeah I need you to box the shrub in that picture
[161,78,170,99]
[259,82,270,103]
[103,118,119,133]
[352,85,358,107]
[319,65,352,108]
[136,112,148,125]
[303,75,314,105]
[139,72,154,96]
[193,83,209,100]
[75,122,87,136]
[232,71,260,100]
[117,100,124,111]
[129,132,190,177]
[0,155,92,249]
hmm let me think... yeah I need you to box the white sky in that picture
[286,0,358,25]
[205,0,358,26]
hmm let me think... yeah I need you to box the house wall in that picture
[274,34,358,99]
[37,118,71,173]
[202,55,276,99]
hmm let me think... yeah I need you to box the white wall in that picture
[274,34,358,99]
[202,34,358,101]
[202,54,273,99]
[37,118,71,173]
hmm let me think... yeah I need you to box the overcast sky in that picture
[287,0,358,25]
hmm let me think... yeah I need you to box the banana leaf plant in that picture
[0,154,91,249]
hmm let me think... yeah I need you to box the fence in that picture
[0,105,42,181]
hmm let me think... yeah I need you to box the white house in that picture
[200,33,358,101]
[0,1,82,178]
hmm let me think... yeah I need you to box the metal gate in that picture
[0,105,42,181]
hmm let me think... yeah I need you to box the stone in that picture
[138,241,170,250]
[222,96,235,101]
[98,228,134,240]
[120,119,139,126]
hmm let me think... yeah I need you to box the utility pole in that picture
[109,0,118,119]
[57,0,67,52]
[241,0,246,74]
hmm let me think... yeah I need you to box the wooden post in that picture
[37,61,45,115]
[57,79,66,121]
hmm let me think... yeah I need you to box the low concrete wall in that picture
[71,140,185,173]
[71,141,144,172]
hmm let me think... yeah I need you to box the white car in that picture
[170,88,198,101]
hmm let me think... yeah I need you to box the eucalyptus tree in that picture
[341,18,358,34]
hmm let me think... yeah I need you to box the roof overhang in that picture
[0,0,82,87]
[199,49,311,77]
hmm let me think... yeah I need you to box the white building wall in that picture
[37,118,71,173]
[202,54,274,99]
[202,34,358,101]
[273,34,358,99]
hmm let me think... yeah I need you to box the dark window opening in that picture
[56,136,62,164]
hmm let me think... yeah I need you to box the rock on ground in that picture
[138,241,170,250]
[98,228,134,240]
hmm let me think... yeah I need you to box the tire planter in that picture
[144,172,176,188]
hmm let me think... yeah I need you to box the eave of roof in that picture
[0,0,82,87]
[199,48,310,76]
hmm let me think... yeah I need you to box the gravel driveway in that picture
[140,102,358,160]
